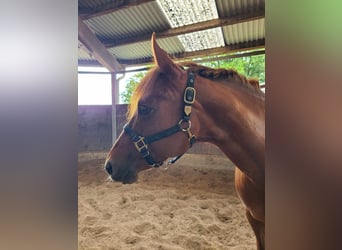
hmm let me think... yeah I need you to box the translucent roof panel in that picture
[157,0,219,27]
[178,27,225,52]
[157,0,224,52]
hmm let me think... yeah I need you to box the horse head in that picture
[104,33,199,183]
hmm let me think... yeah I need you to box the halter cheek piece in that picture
[123,71,196,167]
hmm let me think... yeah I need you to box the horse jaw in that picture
[151,32,182,76]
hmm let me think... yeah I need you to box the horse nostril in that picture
[104,161,113,175]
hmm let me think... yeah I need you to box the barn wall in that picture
[78,105,113,151]
[78,104,224,156]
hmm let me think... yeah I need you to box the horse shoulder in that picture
[234,167,265,222]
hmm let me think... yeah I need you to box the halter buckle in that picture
[184,87,196,104]
[134,136,149,155]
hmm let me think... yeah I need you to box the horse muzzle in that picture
[104,161,113,175]
[104,160,137,184]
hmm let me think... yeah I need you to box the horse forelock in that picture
[126,67,178,121]
[127,68,154,120]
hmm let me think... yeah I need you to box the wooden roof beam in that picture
[79,0,154,20]
[104,10,265,48]
[78,17,123,72]
[116,39,265,66]
[177,39,265,60]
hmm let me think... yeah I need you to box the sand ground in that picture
[78,152,255,250]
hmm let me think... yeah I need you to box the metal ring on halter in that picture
[178,119,191,132]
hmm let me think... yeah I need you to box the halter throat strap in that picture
[123,71,196,167]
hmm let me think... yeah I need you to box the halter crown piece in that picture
[123,71,197,167]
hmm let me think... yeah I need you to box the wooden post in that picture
[79,17,123,143]
[111,73,118,143]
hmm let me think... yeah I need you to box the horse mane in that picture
[180,62,261,91]
[247,78,260,89]
[127,62,263,120]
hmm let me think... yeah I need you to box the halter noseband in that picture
[123,71,197,167]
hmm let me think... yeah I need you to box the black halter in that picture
[123,71,197,167]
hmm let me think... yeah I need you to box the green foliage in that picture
[202,54,265,83]
[121,54,265,103]
[120,72,146,104]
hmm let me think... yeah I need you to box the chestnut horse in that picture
[104,34,265,249]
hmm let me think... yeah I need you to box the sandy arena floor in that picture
[78,152,255,250]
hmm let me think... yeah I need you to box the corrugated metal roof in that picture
[109,36,184,61]
[157,37,185,54]
[79,0,113,10]
[222,18,265,45]
[216,0,265,17]
[84,1,170,42]
[78,0,265,67]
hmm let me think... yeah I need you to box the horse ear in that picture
[151,33,181,75]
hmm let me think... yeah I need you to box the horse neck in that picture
[194,77,265,181]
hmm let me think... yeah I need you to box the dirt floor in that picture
[78,152,255,250]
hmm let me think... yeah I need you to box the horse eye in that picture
[138,104,152,116]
